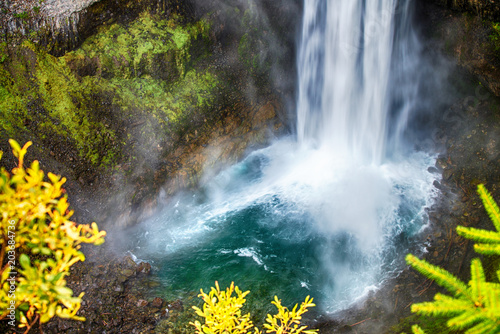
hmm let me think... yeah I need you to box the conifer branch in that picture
[473,243,500,255]
[466,321,498,334]
[405,184,500,333]
[469,258,486,301]
[406,254,471,300]
[411,298,471,316]
[457,226,500,244]
[477,184,500,232]
[447,311,483,330]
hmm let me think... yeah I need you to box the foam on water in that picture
[128,139,437,311]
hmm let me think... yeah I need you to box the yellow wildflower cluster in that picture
[191,281,318,334]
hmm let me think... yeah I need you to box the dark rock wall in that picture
[420,0,500,96]
[428,0,500,21]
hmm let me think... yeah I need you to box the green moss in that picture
[0,82,26,135]
[0,12,217,168]
[13,11,30,20]
[77,12,210,78]
[35,52,116,164]
[107,68,217,129]
[0,43,7,64]
[0,44,35,136]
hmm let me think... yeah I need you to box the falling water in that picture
[125,0,438,313]
[297,0,419,162]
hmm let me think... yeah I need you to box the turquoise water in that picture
[127,141,437,313]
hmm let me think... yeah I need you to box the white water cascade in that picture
[297,0,417,162]
[126,0,438,313]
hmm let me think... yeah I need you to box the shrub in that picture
[0,140,106,332]
[406,184,500,334]
[191,281,318,334]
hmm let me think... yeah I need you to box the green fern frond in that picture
[457,226,500,244]
[406,254,471,299]
[477,184,500,232]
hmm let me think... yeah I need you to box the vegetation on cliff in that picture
[0,11,218,169]
[0,140,106,332]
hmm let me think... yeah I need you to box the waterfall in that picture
[297,0,419,164]
[125,0,437,313]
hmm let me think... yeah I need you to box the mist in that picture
[108,0,451,318]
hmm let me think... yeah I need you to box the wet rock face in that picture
[419,1,500,97]
[3,0,98,18]
[0,6,221,217]
[428,0,500,21]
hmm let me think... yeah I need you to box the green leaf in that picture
[40,247,52,256]
[18,303,29,311]
[52,272,63,283]
[19,254,31,269]
[53,286,73,296]
[0,140,106,328]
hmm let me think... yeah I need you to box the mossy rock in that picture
[0,12,219,169]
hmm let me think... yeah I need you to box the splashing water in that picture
[126,0,438,313]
